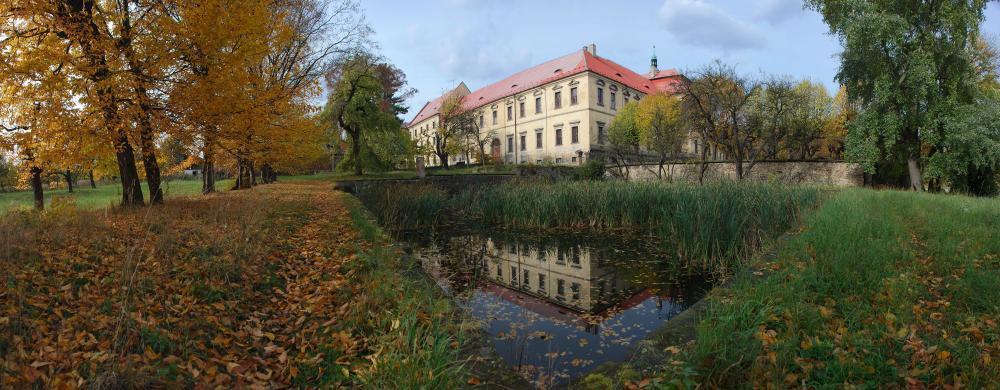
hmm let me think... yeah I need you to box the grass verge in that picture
[598,189,999,388]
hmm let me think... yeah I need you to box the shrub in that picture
[574,160,606,180]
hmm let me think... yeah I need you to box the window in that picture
[519,102,525,118]
[597,122,606,144]
[694,140,700,154]
[571,125,579,144]
[535,97,542,114]
[555,127,563,146]
[538,274,546,291]
[496,264,502,278]
[507,105,513,121]
[507,136,514,153]
[571,248,581,267]
[557,279,566,296]
[554,91,562,109]
[624,95,629,105]
[433,121,437,129]
[510,266,517,284]
[597,87,604,106]
[571,157,577,163]
[571,283,580,300]
[536,131,543,149]
[555,157,563,163]
[523,269,530,285]
[479,115,484,127]
[520,134,526,151]
[570,87,578,105]
[492,110,498,125]
[610,92,617,110]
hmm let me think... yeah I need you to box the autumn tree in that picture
[607,101,642,180]
[806,0,988,191]
[423,93,474,169]
[820,87,854,160]
[785,81,834,160]
[636,93,685,179]
[747,77,799,160]
[681,61,762,182]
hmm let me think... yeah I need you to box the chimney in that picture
[583,43,596,56]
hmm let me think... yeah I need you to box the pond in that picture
[397,228,712,387]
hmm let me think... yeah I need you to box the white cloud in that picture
[434,26,533,84]
[753,0,804,25]
[658,0,767,51]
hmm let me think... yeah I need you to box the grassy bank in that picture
[630,189,999,387]
[0,181,471,387]
[451,181,823,274]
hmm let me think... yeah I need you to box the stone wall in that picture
[616,161,863,187]
[334,174,514,196]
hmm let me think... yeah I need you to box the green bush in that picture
[574,160,607,180]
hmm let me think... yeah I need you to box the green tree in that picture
[323,53,408,176]
[925,90,1000,195]
[607,101,642,180]
[806,0,988,191]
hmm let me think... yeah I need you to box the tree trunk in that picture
[907,156,923,192]
[124,17,163,204]
[439,152,450,169]
[64,170,74,193]
[351,132,363,176]
[67,1,143,206]
[698,140,709,185]
[249,161,256,187]
[202,146,215,194]
[138,112,163,204]
[113,131,145,206]
[89,170,97,188]
[31,166,44,211]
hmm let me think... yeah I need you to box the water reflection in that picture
[401,230,711,387]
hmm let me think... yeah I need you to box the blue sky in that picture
[360,0,1000,122]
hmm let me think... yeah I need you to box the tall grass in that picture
[451,181,824,273]
[341,196,469,388]
[355,184,448,229]
[668,189,1000,387]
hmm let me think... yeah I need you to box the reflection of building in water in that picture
[480,238,640,314]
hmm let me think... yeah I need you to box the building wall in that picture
[407,71,656,167]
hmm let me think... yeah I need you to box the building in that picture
[406,44,694,166]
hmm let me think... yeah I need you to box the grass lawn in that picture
[628,189,1000,387]
[0,179,233,214]
[0,173,349,214]
[0,181,472,387]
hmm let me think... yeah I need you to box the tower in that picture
[648,45,659,77]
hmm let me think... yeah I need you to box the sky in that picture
[360,0,1000,123]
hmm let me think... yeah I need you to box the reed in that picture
[355,184,448,229]
[451,181,823,273]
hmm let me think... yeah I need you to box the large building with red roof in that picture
[406,44,691,166]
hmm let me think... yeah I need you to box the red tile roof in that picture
[408,83,469,126]
[407,47,684,127]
